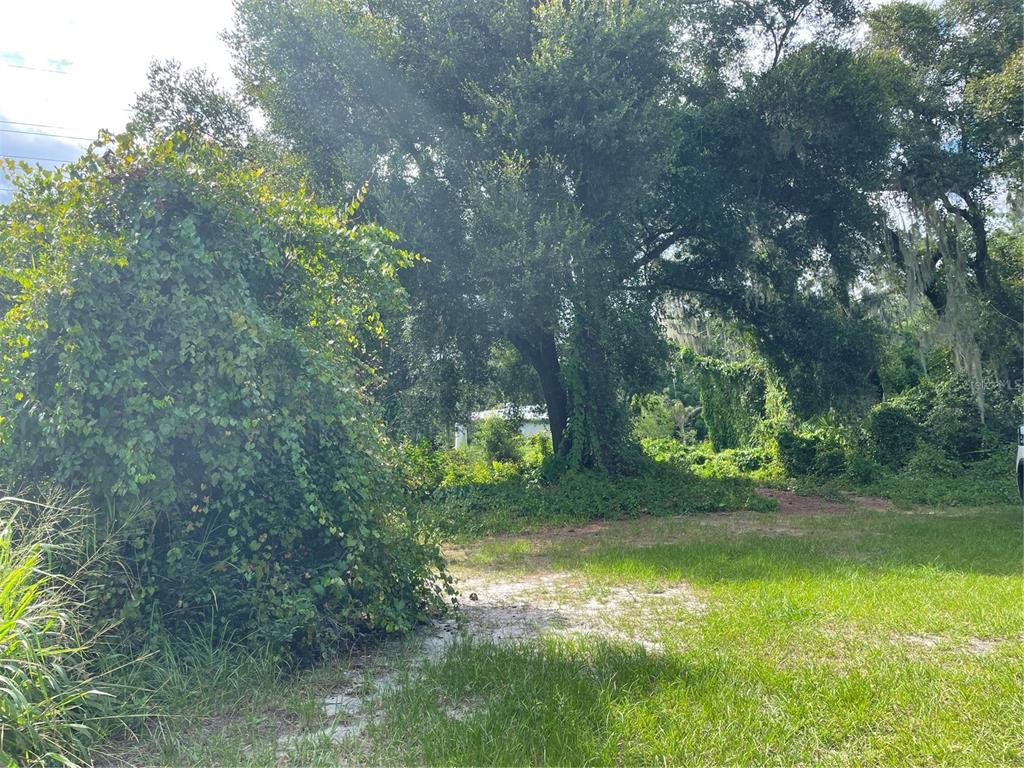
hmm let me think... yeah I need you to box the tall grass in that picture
[0,492,119,767]
[106,627,284,765]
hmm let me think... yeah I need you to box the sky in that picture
[0,0,238,199]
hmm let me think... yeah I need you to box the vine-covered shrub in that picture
[631,394,696,442]
[920,378,984,461]
[0,137,451,657]
[866,403,919,467]
[399,432,554,500]
[776,431,819,476]
[775,430,846,478]
[683,351,787,451]
[865,368,1004,468]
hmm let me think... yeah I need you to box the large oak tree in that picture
[229,0,897,469]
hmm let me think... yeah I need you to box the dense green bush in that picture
[640,437,694,465]
[864,370,1009,468]
[631,394,695,442]
[921,377,984,461]
[834,447,1019,507]
[689,356,763,451]
[866,403,919,467]
[399,439,449,500]
[775,431,819,476]
[775,430,847,478]
[522,433,554,466]
[682,351,789,452]
[401,431,554,501]
[641,438,781,481]
[475,415,525,463]
[439,449,522,488]
[813,439,847,477]
[845,451,883,485]
[0,137,451,656]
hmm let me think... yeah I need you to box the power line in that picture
[0,127,92,142]
[1,153,79,163]
[2,63,70,75]
[0,119,68,130]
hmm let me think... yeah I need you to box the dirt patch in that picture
[485,519,610,543]
[439,696,487,722]
[755,488,855,515]
[755,488,896,516]
[895,632,944,649]
[421,571,704,656]
[300,566,704,756]
[892,633,1022,655]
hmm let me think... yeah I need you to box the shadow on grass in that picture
[369,635,1020,766]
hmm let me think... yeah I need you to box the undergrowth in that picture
[0,493,121,766]
[411,453,775,537]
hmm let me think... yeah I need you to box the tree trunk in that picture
[964,201,989,293]
[946,192,989,293]
[509,329,568,453]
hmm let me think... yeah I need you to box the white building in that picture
[454,404,549,448]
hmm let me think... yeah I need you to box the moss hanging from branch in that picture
[887,195,987,418]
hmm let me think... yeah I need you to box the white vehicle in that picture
[1017,425,1024,499]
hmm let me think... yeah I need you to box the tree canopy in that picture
[228,0,914,469]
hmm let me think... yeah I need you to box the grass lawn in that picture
[113,495,1023,766]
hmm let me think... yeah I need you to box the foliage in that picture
[228,0,906,467]
[0,493,121,767]
[865,367,1007,468]
[639,438,694,466]
[884,448,1019,506]
[797,446,1021,507]
[775,431,820,477]
[128,59,252,148]
[740,298,883,417]
[877,330,926,398]
[417,462,775,537]
[631,394,697,443]
[867,0,1023,393]
[919,377,984,460]
[682,352,788,452]
[0,137,451,657]
[866,404,921,468]
[475,415,525,464]
[230,0,680,470]
[522,433,554,467]
[642,438,782,482]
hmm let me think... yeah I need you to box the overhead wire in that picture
[0,119,69,130]
[1,153,80,163]
[0,128,93,142]
[2,63,70,75]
